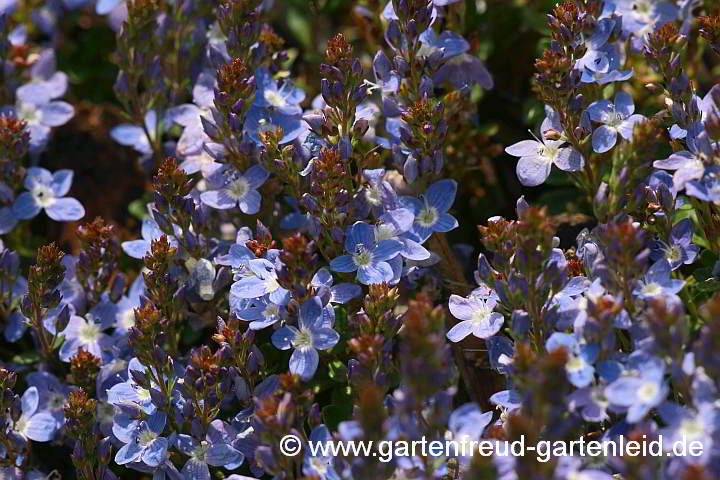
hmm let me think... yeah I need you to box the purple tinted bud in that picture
[403,155,418,183]
[56,305,71,332]
[110,273,125,303]
[331,226,345,244]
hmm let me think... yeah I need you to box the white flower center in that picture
[80,322,102,343]
[15,415,29,435]
[135,386,151,402]
[471,306,490,325]
[310,456,328,473]
[293,327,314,348]
[679,418,705,441]
[632,1,651,15]
[263,303,280,320]
[32,184,56,208]
[120,308,136,330]
[265,90,287,108]
[138,428,157,445]
[566,355,587,372]
[228,177,250,200]
[568,472,590,480]
[665,244,683,263]
[193,441,210,462]
[375,223,396,241]
[18,103,43,125]
[537,144,558,162]
[352,246,373,267]
[641,282,662,296]
[637,381,659,403]
[365,186,383,206]
[416,206,438,228]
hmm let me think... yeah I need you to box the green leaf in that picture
[129,199,150,220]
[328,360,348,382]
[11,352,41,365]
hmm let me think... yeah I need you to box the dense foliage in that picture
[1,0,720,478]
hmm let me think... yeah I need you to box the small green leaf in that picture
[11,352,41,365]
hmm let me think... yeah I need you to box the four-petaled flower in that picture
[12,167,85,222]
[588,92,646,153]
[446,291,505,342]
[400,179,459,242]
[505,135,584,187]
[271,296,340,380]
[200,165,269,214]
[329,221,403,285]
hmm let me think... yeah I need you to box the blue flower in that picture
[271,296,340,380]
[176,434,243,480]
[632,259,685,299]
[546,332,599,388]
[115,412,169,468]
[254,67,305,115]
[604,353,668,423]
[107,358,159,415]
[110,110,159,156]
[447,403,493,461]
[649,218,700,270]
[245,105,308,145]
[614,0,679,50]
[400,179,459,242]
[11,387,58,442]
[230,258,290,305]
[653,149,706,194]
[200,164,269,214]
[235,298,286,331]
[26,371,72,428]
[121,216,179,259]
[12,167,85,222]
[446,291,504,342]
[587,92,646,153]
[505,136,584,187]
[686,165,720,203]
[302,424,340,479]
[309,268,363,305]
[1,100,74,154]
[576,43,633,85]
[329,221,403,285]
[59,314,113,362]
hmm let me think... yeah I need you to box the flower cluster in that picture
[2,0,720,479]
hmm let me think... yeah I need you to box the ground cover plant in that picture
[1,0,720,478]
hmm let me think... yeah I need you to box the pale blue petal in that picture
[313,328,339,350]
[516,155,551,186]
[238,190,261,215]
[115,442,143,465]
[201,189,236,210]
[425,179,457,212]
[271,326,296,350]
[591,125,617,153]
[24,412,57,441]
[244,165,270,189]
[142,438,169,467]
[434,213,458,232]
[289,347,319,380]
[329,255,357,273]
[122,239,151,259]
[38,102,74,127]
[12,192,41,220]
[614,91,634,117]
[50,169,73,197]
[329,283,362,304]
[446,320,474,342]
[45,197,84,221]
[371,239,402,262]
[505,139,540,157]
